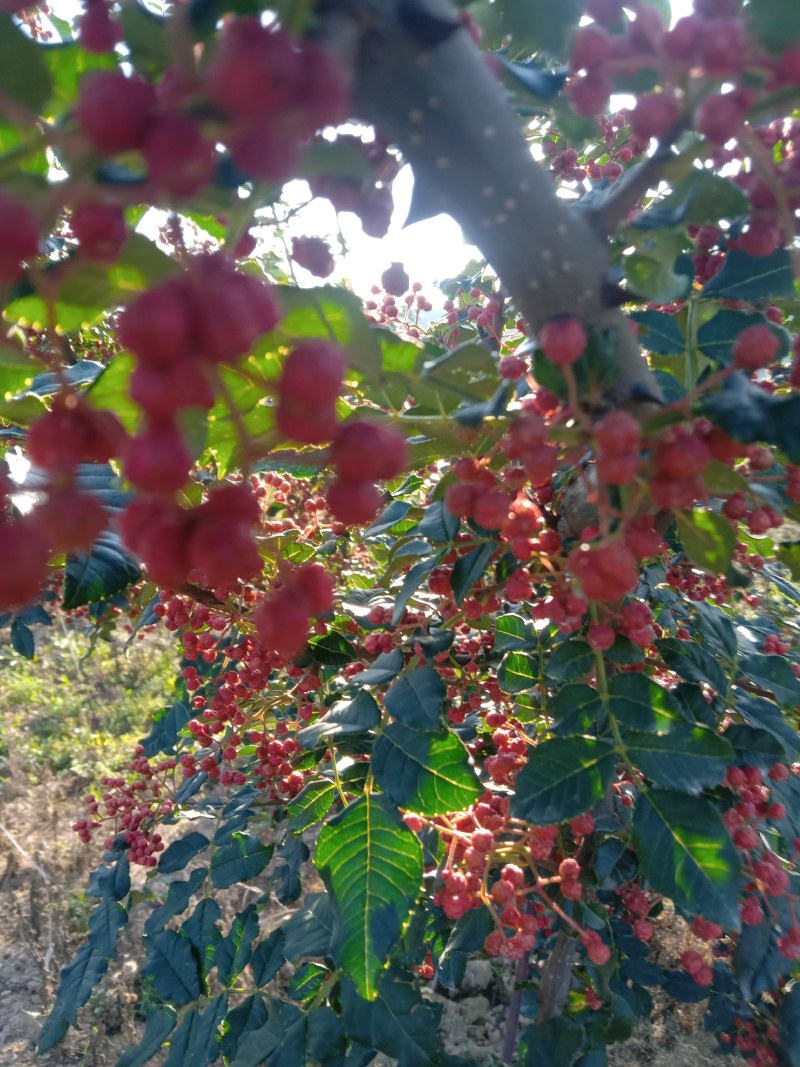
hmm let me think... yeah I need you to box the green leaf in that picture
[163,994,228,1067]
[62,472,140,609]
[417,499,459,543]
[739,654,800,707]
[88,899,129,959]
[551,684,604,735]
[298,692,382,750]
[632,789,742,929]
[499,0,581,54]
[261,1003,346,1067]
[511,736,616,824]
[10,619,34,658]
[357,647,405,685]
[216,904,259,986]
[697,309,790,368]
[521,1016,585,1067]
[778,984,800,1067]
[116,1008,177,1067]
[372,724,481,815]
[315,795,423,999]
[498,651,538,694]
[675,510,736,577]
[145,868,208,935]
[634,171,748,230]
[623,232,692,304]
[38,1012,70,1056]
[694,602,738,662]
[249,928,287,986]
[703,372,800,464]
[495,612,536,652]
[450,542,495,604]
[340,967,448,1067]
[624,726,733,792]
[364,499,413,537]
[0,15,52,111]
[702,248,795,301]
[118,0,171,77]
[304,630,356,667]
[392,551,444,625]
[629,310,685,355]
[288,780,339,832]
[545,640,594,684]
[86,354,138,432]
[278,286,383,383]
[384,665,444,729]
[421,342,498,401]
[747,0,800,52]
[657,637,728,696]
[735,693,800,755]
[142,931,202,1005]
[158,832,210,875]
[50,942,111,1025]
[219,996,268,1061]
[211,833,274,889]
[280,892,335,961]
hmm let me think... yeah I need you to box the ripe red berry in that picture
[326,478,381,526]
[142,115,216,198]
[569,541,638,602]
[291,236,335,278]
[32,489,108,553]
[0,519,50,608]
[595,410,641,453]
[570,72,612,117]
[732,324,781,370]
[76,0,121,53]
[381,262,409,296]
[119,496,190,587]
[0,192,39,282]
[185,256,279,364]
[293,563,335,616]
[499,355,526,380]
[279,340,345,406]
[631,92,680,140]
[254,590,311,659]
[694,92,745,144]
[123,421,192,493]
[738,220,781,257]
[539,318,587,366]
[581,930,611,966]
[74,71,157,154]
[118,281,193,365]
[570,24,612,71]
[27,396,125,471]
[655,430,710,479]
[71,201,127,263]
[186,507,262,587]
[129,360,215,419]
[330,420,408,482]
[204,19,300,120]
[444,482,475,519]
[587,622,615,651]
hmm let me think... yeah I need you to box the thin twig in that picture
[502,949,531,1064]
[0,821,50,883]
[588,127,684,238]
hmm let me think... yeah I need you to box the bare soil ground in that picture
[0,769,747,1067]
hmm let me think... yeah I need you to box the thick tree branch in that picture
[587,132,682,237]
[319,0,661,404]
